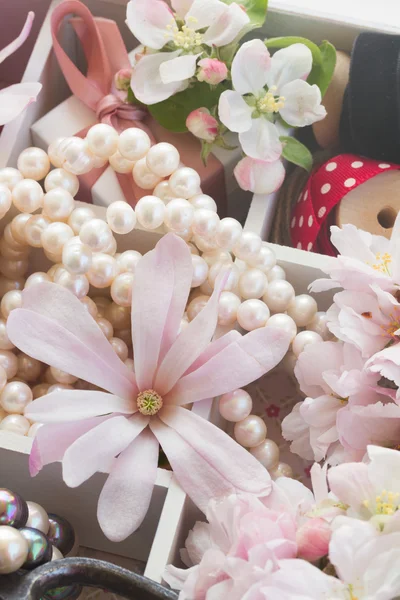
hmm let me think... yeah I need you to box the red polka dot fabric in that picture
[290,154,400,256]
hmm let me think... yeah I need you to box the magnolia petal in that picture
[132,234,192,390]
[160,53,200,84]
[184,330,241,375]
[7,284,135,399]
[97,428,159,541]
[0,83,42,126]
[126,0,174,49]
[280,80,326,127]
[62,415,149,488]
[202,3,250,47]
[185,0,226,30]
[171,0,194,18]
[234,156,286,195]
[218,90,253,133]
[231,39,271,95]
[166,326,291,405]
[25,391,133,423]
[266,43,313,91]
[0,12,34,64]
[239,118,282,162]
[130,51,188,105]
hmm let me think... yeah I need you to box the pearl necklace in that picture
[0,124,330,477]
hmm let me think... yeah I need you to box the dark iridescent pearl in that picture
[44,584,82,600]
[47,514,75,556]
[19,527,52,570]
[0,488,28,528]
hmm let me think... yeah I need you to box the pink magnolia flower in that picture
[0,12,42,125]
[234,156,286,195]
[186,108,218,143]
[197,58,228,85]
[7,234,290,542]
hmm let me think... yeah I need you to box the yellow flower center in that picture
[137,389,163,416]
[381,311,400,338]
[257,86,285,114]
[166,17,203,50]
[363,490,400,516]
[369,252,392,275]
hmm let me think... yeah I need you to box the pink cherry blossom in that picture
[197,58,228,85]
[7,234,290,542]
[186,108,218,142]
[296,517,331,561]
[234,156,286,195]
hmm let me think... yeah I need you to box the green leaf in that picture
[147,82,224,133]
[223,0,268,28]
[265,37,322,65]
[280,136,313,172]
[307,41,337,97]
[201,141,213,166]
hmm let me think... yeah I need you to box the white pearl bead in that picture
[118,128,151,161]
[0,184,12,218]
[92,155,108,168]
[17,147,50,181]
[200,280,213,295]
[164,198,194,232]
[44,168,79,197]
[62,238,92,274]
[47,137,65,168]
[24,215,50,248]
[116,250,142,273]
[201,249,232,266]
[0,414,30,435]
[146,142,180,177]
[79,219,113,252]
[110,337,129,361]
[68,207,95,234]
[234,415,267,448]
[106,201,136,234]
[8,217,29,246]
[233,231,262,262]
[292,330,323,358]
[116,328,133,348]
[169,167,201,199]
[219,389,252,422]
[17,353,42,382]
[0,258,28,280]
[192,234,218,252]
[215,217,242,249]
[109,151,135,174]
[0,167,23,190]
[237,299,270,331]
[307,311,332,340]
[28,422,44,438]
[12,179,43,213]
[41,223,74,256]
[47,384,74,393]
[43,188,74,221]
[87,253,117,288]
[110,272,134,307]
[0,351,17,379]
[1,290,22,319]
[55,270,89,299]
[287,294,318,327]
[188,243,199,255]
[0,321,13,351]
[26,501,49,534]
[170,227,192,242]
[192,209,219,237]
[188,193,217,212]
[250,439,280,470]
[153,180,175,203]
[86,123,119,158]
[0,526,28,573]
[238,268,267,299]
[187,294,210,321]
[133,158,162,189]
[271,462,293,479]
[191,255,208,287]
[135,195,165,230]
[58,137,95,175]
[50,366,78,385]
[218,291,241,326]
[263,280,295,312]
[208,261,239,291]
[106,303,131,329]
[96,317,114,339]
[265,313,297,341]
[268,265,286,281]
[80,296,98,319]
[248,243,277,272]
[0,381,32,414]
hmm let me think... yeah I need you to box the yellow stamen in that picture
[369,252,392,275]
[137,389,163,416]
[257,86,285,114]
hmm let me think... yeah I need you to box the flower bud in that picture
[296,517,331,561]
[186,108,219,143]
[114,68,133,91]
[197,58,228,86]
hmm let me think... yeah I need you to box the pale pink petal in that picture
[131,234,192,390]
[184,330,241,375]
[0,12,34,63]
[296,518,331,561]
[97,428,159,541]
[231,39,271,95]
[25,390,133,423]
[294,341,344,398]
[165,326,290,406]
[160,53,201,84]
[0,83,42,126]
[267,558,344,597]
[328,462,375,513]
[329,520,378,584]
[234,157,286,195]
[159,406,271,497]
[182,522,214,566]
[202,3,250,47]
[7,283,136,399]
[310,463,329,505]
[367,445,400,496]
[130,50,188,105]
[184,0,226,30]
[218,90,253,133]
[163,564,198,592]
[62,415,149,487]
[280,81,326,127]
[239,118,282,162]
[337,402,400,454]
[126,0,174,49]
[154,269,227,396]
[266,43,313,92]
[265,477,315,517]
[29,416,113,476]
[281,402,314,461]
[171,0,193,18]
